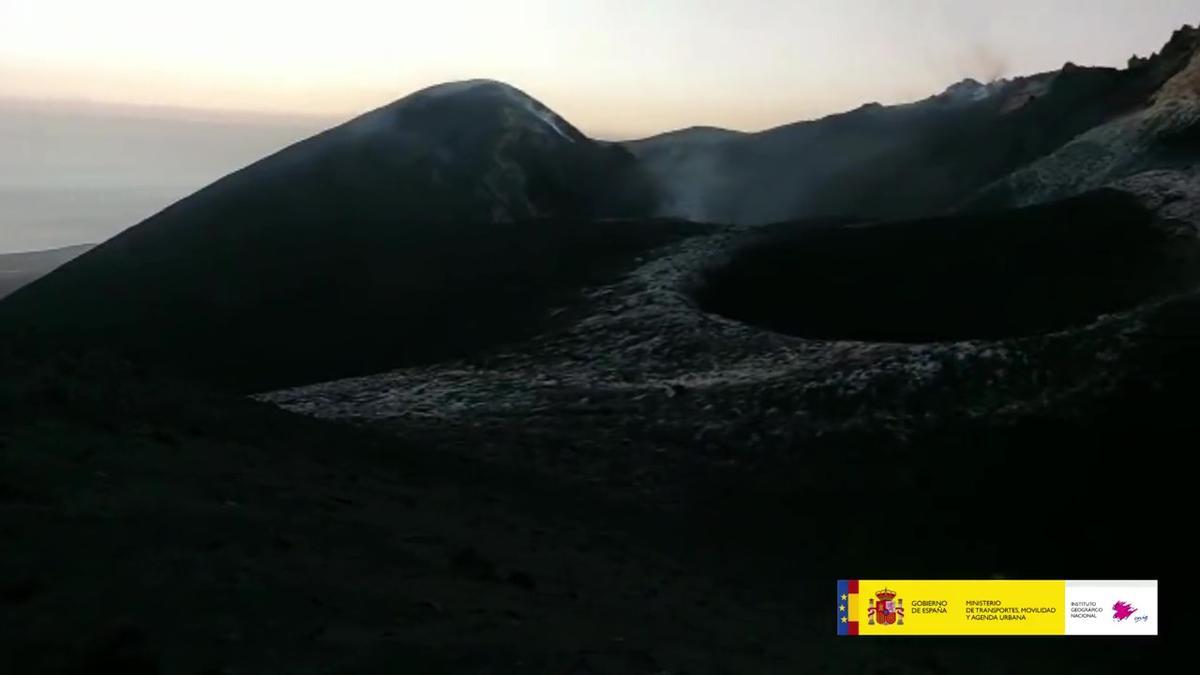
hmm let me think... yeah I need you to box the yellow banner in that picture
[853,580,1065,636]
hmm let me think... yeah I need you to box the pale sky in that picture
[1,0,1198,137]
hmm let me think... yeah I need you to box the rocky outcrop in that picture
[974,25,1200,209]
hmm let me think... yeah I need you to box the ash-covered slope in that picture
[0,81,670,391]
[631,25,1200,224]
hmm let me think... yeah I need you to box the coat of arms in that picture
[867,588,904,626]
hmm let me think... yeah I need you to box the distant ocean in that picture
[0,101,327,253]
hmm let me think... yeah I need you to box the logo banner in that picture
[836,580,1157,636]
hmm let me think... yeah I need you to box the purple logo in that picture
[1112,601,1138,622]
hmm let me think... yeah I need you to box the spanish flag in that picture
[836,579,859,635]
